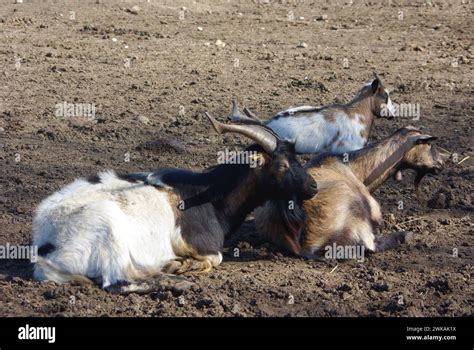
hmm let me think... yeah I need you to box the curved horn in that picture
[204,112,278,153]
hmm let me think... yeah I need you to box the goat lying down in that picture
[229,73,396,154]
[255,126,443,258]
[32,114,317,292]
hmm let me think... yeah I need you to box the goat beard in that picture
[394,170,428,204]
[277,198,306,255]
[414,171,428,203]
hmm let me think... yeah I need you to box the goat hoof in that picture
[156,274,195,294]
[163,260,183,274]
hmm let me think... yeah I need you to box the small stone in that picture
[136,116,150,124]
[111,37,118,43]
[297,42,308,48]
[316,15,328,21]
[128,5,140,15]
[215,40,226,48]
[197,26,203,31]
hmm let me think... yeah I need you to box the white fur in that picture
[267,111,366,154]
[32,171,181,287]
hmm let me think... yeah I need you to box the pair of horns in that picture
[204,112,279,153]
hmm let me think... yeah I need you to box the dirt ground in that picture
[0,0,472,317]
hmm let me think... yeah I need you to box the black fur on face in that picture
[258,141,318,201]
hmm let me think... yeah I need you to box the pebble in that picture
[136,115,150,124]
[197,26,203,31]
[215,40,226,48]
[128,6,140,15]
[316,15,328,21]
[297,42,308,48]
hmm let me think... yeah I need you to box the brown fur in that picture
[256,126,441,258]
[308,127,442,192]
[256,162,381,256]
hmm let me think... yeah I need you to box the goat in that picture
[229,73,396,154]
[255,126,443,259]
[32,114,317,293]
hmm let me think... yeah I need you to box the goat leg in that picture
[243,106,262,122]
[105,274,194,295]
[227,97,262,124]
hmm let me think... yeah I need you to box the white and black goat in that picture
[229,73,395,154]
[32,114,317,292]
[255,126,443,258]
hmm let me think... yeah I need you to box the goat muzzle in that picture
[301,179,318,200]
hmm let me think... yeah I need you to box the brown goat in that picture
[255,126,443,260]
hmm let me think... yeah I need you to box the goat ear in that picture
[371,78,380,93]
[416,136,438,144]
